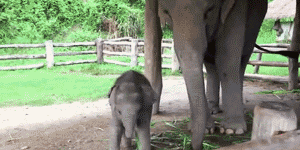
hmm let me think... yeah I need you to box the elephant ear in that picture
[108,85,116,98]
[108,85,118,110]
[141,85,158,105]
[220,0,236,24]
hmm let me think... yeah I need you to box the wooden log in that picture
[248,61,300,67]
[103,41,132,46]
[258,43,290,48]
[103,50,131,56]
[54,60,97,66]
[0,63,44,71]
[138,63,172,69]
[0,51,96,60]
[218,130,300,150]
[244,73,288,83]
[54,51,96,56]
[53,42,95,47]
[0,44,45,48]
[130,39,138,67]
[253,53,262,74]
[137,42,172,48]
[107,37,132,42]
[137,53,172,58]
[96,38,104,63]
[45,40,54,68]
[103,59,130,66]
[171,40,180,72]
[0,54,46,60]
[253,48,289,53]
[251,101,297,141]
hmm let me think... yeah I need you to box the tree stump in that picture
[251,101,297,141]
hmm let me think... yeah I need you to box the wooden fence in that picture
[0,37,179,71]
[0,38,298,86]
[244,44,299,85]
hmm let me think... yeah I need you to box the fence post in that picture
[131,39,138,67]
[171,39,179,72]
[45,40,54,68]
[253,53,262,74]
[288,46,299,90]
[96,38,104,63]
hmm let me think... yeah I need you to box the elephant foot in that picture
[187,115,215,134]
[208,102,222,114]
[210,105,222,114]
[219,116,247,135]
[205,116,215,134]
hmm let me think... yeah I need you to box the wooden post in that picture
[253,53,262,74]
[131,39,138,67]
[96,38,104,63]
[288,0,300,90]
[171,39,179,72]
[251,101,297,141]
[288,45,298,90]
[45,40,54,68]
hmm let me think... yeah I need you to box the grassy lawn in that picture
[0,46,180,108]
[246,53,291,76]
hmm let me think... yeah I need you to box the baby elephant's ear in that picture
[108,85,116,98]
[141,85,158,105]
[108,85,118,111]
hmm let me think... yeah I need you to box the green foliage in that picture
[257,19,277,44]
[0,0,105,43]
[0,0,146,43]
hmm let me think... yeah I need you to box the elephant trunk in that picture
[123,113,137,139]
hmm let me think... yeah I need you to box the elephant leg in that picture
[171,10,212,149]
[135,123,151,150]
[215,0,247,135]
[240,0,268,87]
[144,0,163,115]
[204,61,221,114]
[110,120,124,150]
[121,133,133,150]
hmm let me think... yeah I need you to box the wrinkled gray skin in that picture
[144,0,267,149]
[108,70,157,150]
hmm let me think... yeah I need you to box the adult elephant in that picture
[144,0,268,149]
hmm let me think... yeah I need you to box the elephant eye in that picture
[118,110,122,115]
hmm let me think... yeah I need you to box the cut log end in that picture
[251,101,297,141]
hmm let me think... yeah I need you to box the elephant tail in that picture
[255,44,299,59]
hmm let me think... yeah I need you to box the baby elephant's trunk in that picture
[123,113,137,138]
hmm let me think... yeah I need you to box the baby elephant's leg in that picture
[122,132,133,150]
[136,122,151,150]
[110,124,123,150]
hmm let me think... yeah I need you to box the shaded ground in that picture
[1,76,300,150]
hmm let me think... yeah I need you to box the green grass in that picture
[0,69,116,108]
[0,46,180,108]
[245,53,298,76]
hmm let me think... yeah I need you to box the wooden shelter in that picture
[265,0,296,43]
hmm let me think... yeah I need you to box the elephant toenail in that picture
[226,129,234,135]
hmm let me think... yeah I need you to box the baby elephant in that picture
[108,70,157,150]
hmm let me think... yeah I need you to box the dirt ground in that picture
[1,76,300,150]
